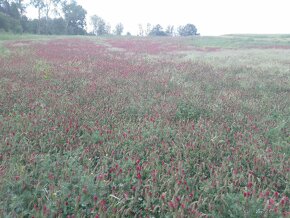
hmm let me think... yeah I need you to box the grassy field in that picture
[0,34,289,217]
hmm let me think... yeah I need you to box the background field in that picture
[0,34,289,217]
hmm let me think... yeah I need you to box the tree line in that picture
[137,23,198,37]
[0,0,87,34]
[0,0,198,36]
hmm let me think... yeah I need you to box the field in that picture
[0,34,289,217]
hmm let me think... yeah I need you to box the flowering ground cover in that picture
[0,35,289,217]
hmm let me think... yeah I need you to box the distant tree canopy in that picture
[0,0,20,19]
[0,0,88,35]
[146,23,198,37]
[0,11,22,32]
[30,0,64,34]
[165,25,174,36]
[0,0,22,32]
[114,22,123,35]
[149,24,167,36]
[178,24,198,36]
[91,15,107,36]
[90,15,117,36]
[63,0,87,35]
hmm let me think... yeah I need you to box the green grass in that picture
[191,34,290,48]
[0,42,9,56]
[0,33,93,44]
[0,33,47,41]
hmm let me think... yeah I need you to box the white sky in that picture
[27,0,290,35]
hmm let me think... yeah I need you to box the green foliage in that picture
[212,193,275,218]
[0,0,87,35]
[149,24,168,36]
[33,60,53,79]
[0,41,9,56]
[175,102,210,122]
[0,12,22,33]
[178,23,198,36]
[63,1,87,35]
[114,22,124,36]
[91,15,111,36]
[0,149,96,217]
[92,130,102,143]
[0,1,21,19]
[26,17,67,35]
[266,120,287,144]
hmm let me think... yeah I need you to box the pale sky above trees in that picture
[27,0,290,35]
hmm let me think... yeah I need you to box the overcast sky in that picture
[28,0,290,35]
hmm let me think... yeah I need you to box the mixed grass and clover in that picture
[0,34,289,217]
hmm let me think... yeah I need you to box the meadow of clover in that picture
[0,34,289,217]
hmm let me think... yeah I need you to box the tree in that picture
[178,23,197,36]
[21,17,40,33]
[138,24,143,36]
[50,17,66,34]
[0,0,20,18]
[9,2,19,18]
[0,11,22,32]
[19,15,30,32]
[114,22,123,35]
[0,0,22,32]
[149,24,167,36]
[14,0,26,16]
[145,23,151,36]
[62,0,87,35]
[0,0,72,34]
[43,0,62,21]
[43,0,63,33]
[30,0,62,20]
[0,0,10,14]
[105,23,111,35]
[90,15,108,36]
[30,0,44,33]
[165,25,174,36]
[42,17,65,34]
